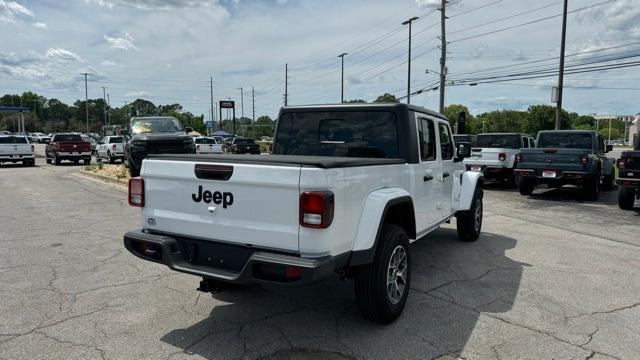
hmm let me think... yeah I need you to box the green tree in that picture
[599,128,621,140]
[571,115,596,130]
[373,93,399,103]
[526,105,570,134]
[346,99,367,103]
[443,104,473,128]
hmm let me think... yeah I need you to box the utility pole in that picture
[284,63,288,106]
[338,53,348,103]
[438,0,448,113]
[30,99,39,132]
[402,16,419,104]
[101,86,107,127]
[80,72,91,132]
[238,87,244,120]
[210,76,215,131]
[252,86,255,122]
[555,0,569,130]
[107,93,111,126]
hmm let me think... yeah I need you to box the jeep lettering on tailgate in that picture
[192,185,234,208]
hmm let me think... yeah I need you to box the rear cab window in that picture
[475,134,521,149]
[537,132,594,149]
[0,136,28,144]
[53,134,82,142]
[109,137,124,144]
[274,111,399,158]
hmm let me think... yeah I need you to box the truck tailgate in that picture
[141,158,301,252]
[520,149,587,171]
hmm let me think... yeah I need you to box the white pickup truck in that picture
[0,135,35,166]
[123,104,483,323]
[96,135,126,164]
[194,137,224,154]
[464,133,534,183]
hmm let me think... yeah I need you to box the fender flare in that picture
[452,171,483,211]
[348,188,414,267]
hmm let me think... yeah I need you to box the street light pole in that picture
[80,72,92,132]
[555,0,569,130]
[338,53,348,103]
[101,86,107,128]
[402,16,419,104]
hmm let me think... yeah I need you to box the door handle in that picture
[423,175,434,182]
[443,172,450,178]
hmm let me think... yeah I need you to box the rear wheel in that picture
[602,166,615,191]
[517,177,535,195]
[354,224,410,324]
[73,159,79,165]
[108,152,114,164]
[54,154,60,166]
[84,158,91,165]
[583,174,600,201]
[456,187,483,242]
[618,187,635,210]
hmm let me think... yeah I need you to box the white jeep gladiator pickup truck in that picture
[123,104,483,323]
[464,133,535,183]
[96,135,126,164]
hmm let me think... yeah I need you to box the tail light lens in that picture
[196,144,200,152]
[300,191,334,228]
[516,153,522,163]
[128,178,145,207]
[498,152,506,161]
[618,157,626,170]
[580,155,588,165]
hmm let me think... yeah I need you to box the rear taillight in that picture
[498,152,506,161]
[516,153,522,163]
[580,155,588,165]
[128,178,144,207]
[299,191,334,228]
[196,144,200,152]
[618,157,626,170]
[31,144,34,152]
[112,144,116,151]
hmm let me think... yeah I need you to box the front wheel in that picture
[456,187,483,242]
[354,224,410,324]
[618,187,635,210]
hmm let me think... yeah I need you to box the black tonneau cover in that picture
[147,154,406,169]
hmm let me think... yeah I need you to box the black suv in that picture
[124,116,195,177]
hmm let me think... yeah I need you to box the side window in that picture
[418,117,436,161]
[438,122,454,160]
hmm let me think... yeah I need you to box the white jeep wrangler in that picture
[124,104,483,323]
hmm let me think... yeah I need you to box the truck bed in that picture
[147,154,406,169]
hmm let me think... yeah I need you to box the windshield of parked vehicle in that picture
[0,136,28,144]
[195,138,217,144]
[130,117,184,134]
[274,111,399,158]
[474,134,520,149]
[53,134,83,142]
[234,138,255,145]
[537,132,593,149]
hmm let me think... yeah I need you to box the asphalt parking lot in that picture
[1,157,639,360]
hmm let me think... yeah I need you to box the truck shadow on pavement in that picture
[527,187,618,206]
[161,228,527,360]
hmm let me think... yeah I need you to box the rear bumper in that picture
[123,229,341,286]
[617,178,640,189]
[0,154,35,161]
[466,164,513,177]
[515,168,592,182]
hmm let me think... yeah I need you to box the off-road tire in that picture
[618,187,635,210]
[84,158,91,165]
[354,224,411,324]
[583,174,600,201]
[601,166,615,191]
[517,177,535,195]
[456,187,483,242]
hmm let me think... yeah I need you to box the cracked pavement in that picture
[1,158,639,359]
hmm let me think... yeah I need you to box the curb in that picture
[78,169,129,185]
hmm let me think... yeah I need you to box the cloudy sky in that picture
[1,0,639,121]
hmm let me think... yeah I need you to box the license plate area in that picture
[542,170,556,178]
[470,165,482,172]
[175,237,253,272]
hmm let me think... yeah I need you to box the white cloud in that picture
[0,0,33,23]
[101,60,117,66]
[104,31,138,50]
[32,21,47,29]
[414,0,439,9]
[125,90,152,97]
[86,0,213,10]
[45,48,84,62]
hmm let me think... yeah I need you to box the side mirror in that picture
[455,142,471,162]
[606,144,613,153]
[185,127,193,133]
